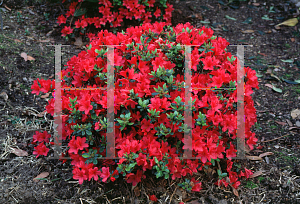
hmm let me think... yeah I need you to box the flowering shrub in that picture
[31,22,259,192]
[58,0,174,39]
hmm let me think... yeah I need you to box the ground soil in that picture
[0,0,300,203]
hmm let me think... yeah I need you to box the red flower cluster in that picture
[33,142,49,158]
[31,22,259,191]
[57,0,174,38]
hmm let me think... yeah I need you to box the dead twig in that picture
[168,185,178,204]
[260,133,291,143]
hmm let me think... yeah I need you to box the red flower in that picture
[191,177,202,192]
[244,168,253,179]
[68,136,89,154]
[149,195,158,202]
[31,80,41,95]
[38,79,53,93]
[148,97,162,111]
[57,15,67,25]
[100,167,110,182]
[33,142,49,158]
[73,167,87,184]
[141,118,154,132]
[126,170,145,186]
[226,142,237,160]
[247,134,258,150]
[232,181,241,189]
[201,56,219,71]
[78,99,93,115]
[88,167,101,181]
[154,8,161,18]
[61,26,73,37]
[33,131,51,143]
[151,55,165,71]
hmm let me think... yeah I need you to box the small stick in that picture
[260,133,290,143]
[168,185,178,204]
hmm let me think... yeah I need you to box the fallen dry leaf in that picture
[20,52,35,61]
[41,93,50,99]
[187,13,202,20]
[255,101,261,106]
[275,121,287,126]
[0,92,8,101]
[21,52,28,61]
[286,119,293,127]
[134,186,140,197]
[176,9,182,14]
[291,38,295,42]
[258,53,267,57]
[37,111,46,117]
[276,18,298,27]
[246,156,263,161]
[232,188,239,197]
[33,172,49,182]
[245,144,251,153]
[253,3,260,6]
[38,39,50,43]
[27,55,35,61]
[291,109,300,119]
[14,39,22,43]
[241,30,255,34]
[10,147,28,157]
[259,152,274,158]
[249,170,264,178]
[266,68,273,74]
[289,127,300,131]
[265,84,273,89]
[74,36,83,47]
[204,167,216,178]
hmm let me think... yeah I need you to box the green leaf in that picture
[156,171,163,178]
[74,8,87,17]
[225,15,236,21]
[261,15,273,21]
[221,173,227,177]
[218,0,226,5]
[295,80,300,83]
[281,59,294,63]
[257,30,265,35]
[82,153,90,158]
[199,20,210,24]
[282,78,300,84]
[272,85,282,93]
[242,17,253,24]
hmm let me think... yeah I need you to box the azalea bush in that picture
[31,22,259,192]
[57,0,174,39]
